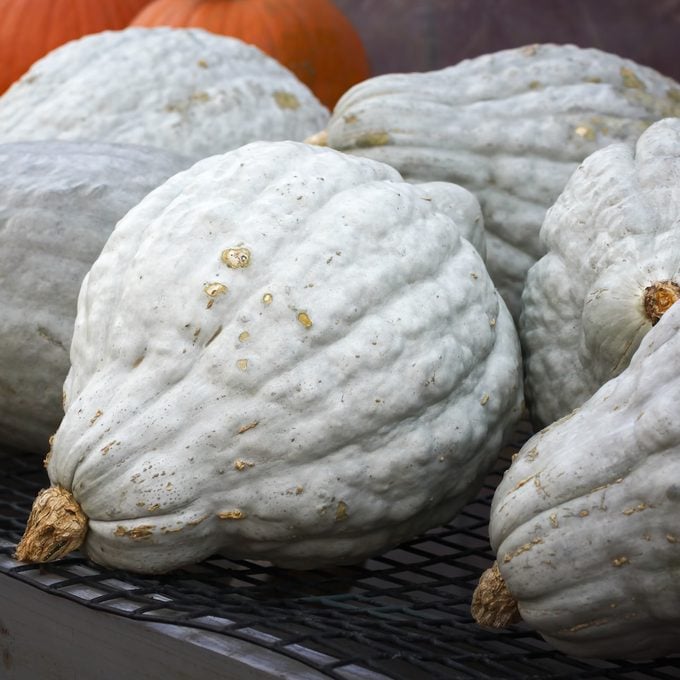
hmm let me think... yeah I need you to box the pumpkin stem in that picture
[304,129,328,146]
[15,486,88,563]
[471,561,521,628]
[644,280,680,325]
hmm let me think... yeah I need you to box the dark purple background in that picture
[334,0,680,81]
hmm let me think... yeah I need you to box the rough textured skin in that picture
[409,180,486,259]
[489,300,680,660]
[0,27,329,161]
[0,140,188,455]
[48,141,523,572]
[520,118,680,428]
[321,43,680,319]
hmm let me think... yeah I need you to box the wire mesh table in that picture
[1,424,678,680]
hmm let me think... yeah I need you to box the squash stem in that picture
[644,280,680,325]
[471,561,522,628]
[15,486,88,563]
[304,129,328,146]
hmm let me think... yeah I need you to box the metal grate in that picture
[1,425,678,680]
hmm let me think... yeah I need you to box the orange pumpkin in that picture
[0,0,154,94]
[130,0,371,109]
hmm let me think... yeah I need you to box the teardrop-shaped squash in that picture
[17,141,523,572]
[473,298,680,660]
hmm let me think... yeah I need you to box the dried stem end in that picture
[15,486,88,563]
[304,129,328,146]
[644,280,680,325]
[471,562,521,628]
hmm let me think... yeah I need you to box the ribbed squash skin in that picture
[37,141,522,572]
[486,300,680,660]
[130,0,371,109]
[321,43,680,319]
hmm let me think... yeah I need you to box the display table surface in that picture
[1,425,679,680]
